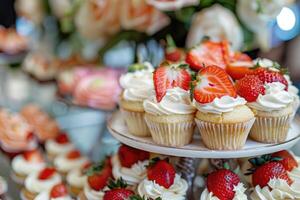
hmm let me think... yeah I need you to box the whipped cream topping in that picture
[200,183,247,200]
[25,172,62,194]
[54,154,89,173]
[248,82,294,111]
[12,155,46,176]
[253,58,280,72]
[138,174,188,200]
[34,191,73,200]
[284,74,299,97]
[195,95,246,114]
[251,178,300,200]
[66,168,86,188]
[112,154,148,185]
[120,62,154,102]
[45,139,75,156]
[83,183,106,200]
[143,87,196,115]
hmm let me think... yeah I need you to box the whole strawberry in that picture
[118,144,149,168]
[272,150,298,172]
[165,35,185,62]
[236,75,265,102]
[251,68,288,90]
[103,178,134,200]
[147,158,176,189]
[207,169,240,200]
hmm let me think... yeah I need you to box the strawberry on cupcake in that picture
[11,149,46,184]
[22,167,62,200]
[54,149,89,177]
[248,155,300,199]
[200,168,247,200]
[138,158,188,200]
[192,65,255,150]
[78,158,112,200]
[103,178,135,200]
[112,144,150,186]
[34,183,73,200]
[45,132,75,161]
[143,62,196,147]
[119,62,154,137]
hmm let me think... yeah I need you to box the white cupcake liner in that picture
[121,109,150,137]
[195,118,255,150]
[291,99,300,120]
[144,116,195,147]
[249,114,292,143]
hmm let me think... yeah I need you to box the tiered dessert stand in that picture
[107,111,300,200]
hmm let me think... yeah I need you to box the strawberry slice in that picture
[226,52,253,80]
[38,167,56,180]
[55,133,69,144]
[118,144,149,168]
[23,149,44,163]
[50,183,68,198]
[153,63,191,102]
[192,65,237,104]
[66,150,81,159]
[272,150,298,172]
[186,40,228,71]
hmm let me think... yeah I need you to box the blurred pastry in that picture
[34,183,73,200]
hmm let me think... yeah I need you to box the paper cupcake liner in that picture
[195,118,255,150]
[121,109,150,137]
[144,116,195,147]
[249,114,292,143]
[291,99,300,120]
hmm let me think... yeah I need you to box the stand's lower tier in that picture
[107,111,300,158]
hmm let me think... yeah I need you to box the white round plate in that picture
[107,111,300,158]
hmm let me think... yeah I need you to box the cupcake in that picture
[0,110,38,159]
[54,149,89,177]
[138,158,188,199]
[119,62,154,137]
[11,149,46,184]
[21,167,62,200]
[143,62,196,147]
[112,144,149,187]
[193,66,255,150]
[249,157,300,199]
[200,169,247,200]
[78,158,112,200]
[239,78,294,143]
[284,74,300,118]
[102,178,135,200]
[45,132,75,161]
[34,183,73,200]
[66,162,91,196]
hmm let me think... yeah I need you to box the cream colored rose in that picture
[146,0,198,11]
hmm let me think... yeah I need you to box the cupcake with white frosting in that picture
[119,62,154,136]
[54,149,89,177]
[143,62,196,147]
[34,183,73,200]
[11,149,46,184]
[138,158,188,200]
[112,144,149,187]
[21,167,62,200]
[284,74,300,119]
[192,66,255,150]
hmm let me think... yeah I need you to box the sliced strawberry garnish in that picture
[118,144,149,168]
[66,150,81,159]
[226,52,253,80]
[103,188,134,200]
[153,63,191,102]
[186,40,228,71]
[251,68,288,90]
[23,149,44,163]
[192,65,237,104]
[236,75,265,102]
[55,133,69,144]
[38,167,56,180]
[50,183,68,198]
[272,150,298,172]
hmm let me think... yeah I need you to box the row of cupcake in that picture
[119,39,299,150]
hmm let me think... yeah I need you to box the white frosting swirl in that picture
[120,62,154,102]
[34,191,73,200]
[253,58,279,71]
[143,87,196,115]
[25,172,62,194]
[284,74,299,97]
[45,140,75,156]
[250,178,300,200]
[54,155,89,173]
[195,96,246,114]
[112,154,148,185]
[138,174,188,200]
[200,183,247,200]
[66,168,86,189]
[248,82,294,111]
[83,183,105,200]
[12,155,46,176]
